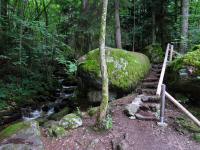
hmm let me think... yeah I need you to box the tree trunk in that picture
[97,0,109,125]
[132,0,135,51]
[152,10,156,44]
[82,0,89,12]
[180,0,189,53]
[114,0,122,49]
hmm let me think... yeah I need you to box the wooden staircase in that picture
[135,64,162,121]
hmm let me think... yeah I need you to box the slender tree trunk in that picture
[132,0,135,51]
[114,0,122,48]
[97,0,109,125]
[82,0,89,12]
[0,0,8,54]
[152,10,156,44]
[180,0,189,53]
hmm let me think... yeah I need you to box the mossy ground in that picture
[143,43,164,63]
[79,48,150,92]
[0,122,29,141]
[175,117,200,142]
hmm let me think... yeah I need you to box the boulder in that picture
[48,126,67,138]
[87,90,117,103]
[167,47,200,102]
[143,43,164,63]
[0,121,44,150]
[59,113,82,129]
[78,48,150,95]
[124,97,142,117]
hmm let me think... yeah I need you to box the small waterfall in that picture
[21,79,77,121]
[22,109,42,121]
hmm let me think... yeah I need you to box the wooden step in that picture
[142,82,158,89]
[143,77,159,82]
[141,89,157,95]
[135,110,158,121]
[141,95,160,103]
[140,103,160,112]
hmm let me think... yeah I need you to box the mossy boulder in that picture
[0,121,44,150]
[48,126,67,138]
[78,48,150,93]
[143,43,164,63]
[167,46,200,102]
[59,113,82,129]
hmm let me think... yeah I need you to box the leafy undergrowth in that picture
[170,46,200,76]
[143,43,164,63]
[175,117,200,142]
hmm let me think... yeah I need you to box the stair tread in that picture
[135,110,158,121]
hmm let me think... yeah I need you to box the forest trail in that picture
[41,65,200,150]
[41,94,200,150]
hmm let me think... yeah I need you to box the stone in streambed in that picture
[0,120,44,150]
[59,113,82,129]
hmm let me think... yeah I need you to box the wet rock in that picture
[124,97,142,116]
[59,113,82,129]
[48,107,70,121]
[48,126,67,138]
[88,90,117,103]
[0,120,44,150]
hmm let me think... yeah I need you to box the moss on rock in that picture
[193,133,200,142]
[0,121,29,141]
[170,47,200,76]
[143,43,164,63]
[78,48,150,92]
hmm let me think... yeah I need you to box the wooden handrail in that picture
[156,44,171,96]
[165,92,200,127]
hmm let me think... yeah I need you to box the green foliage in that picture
[143,43,164,63]
[79,48,151,92]
[175,117,200,133]
[102,114,113,130]
[170,46,200,75]
[87,107,98,117]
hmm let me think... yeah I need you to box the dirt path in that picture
[41,94,200,150]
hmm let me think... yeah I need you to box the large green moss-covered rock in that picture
[167,46,200,102]
[78,48,150,93]
[143,43,164,63]
[0,121,44,150]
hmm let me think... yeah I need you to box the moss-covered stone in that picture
[143,43,164,63]
[87,107,98,117]
[0,121,29,141]
[78,48,150,93]
[0,121,44,150]
[59,113,82,129]
[48,126,67,138]
[170,47,200,76]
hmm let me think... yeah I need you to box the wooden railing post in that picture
[157,84,167,127]
[169,44,174,62]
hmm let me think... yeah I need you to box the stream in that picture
[20,78,77,121]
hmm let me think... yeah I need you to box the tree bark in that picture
[114,0,122,49]
[97,0,109,124]
[132,0,135,51]
[180,0,189,53]
[152,9,156,44]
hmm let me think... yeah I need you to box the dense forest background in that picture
[0,0,200,110]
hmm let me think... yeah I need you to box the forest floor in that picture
[41,94,200,150]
